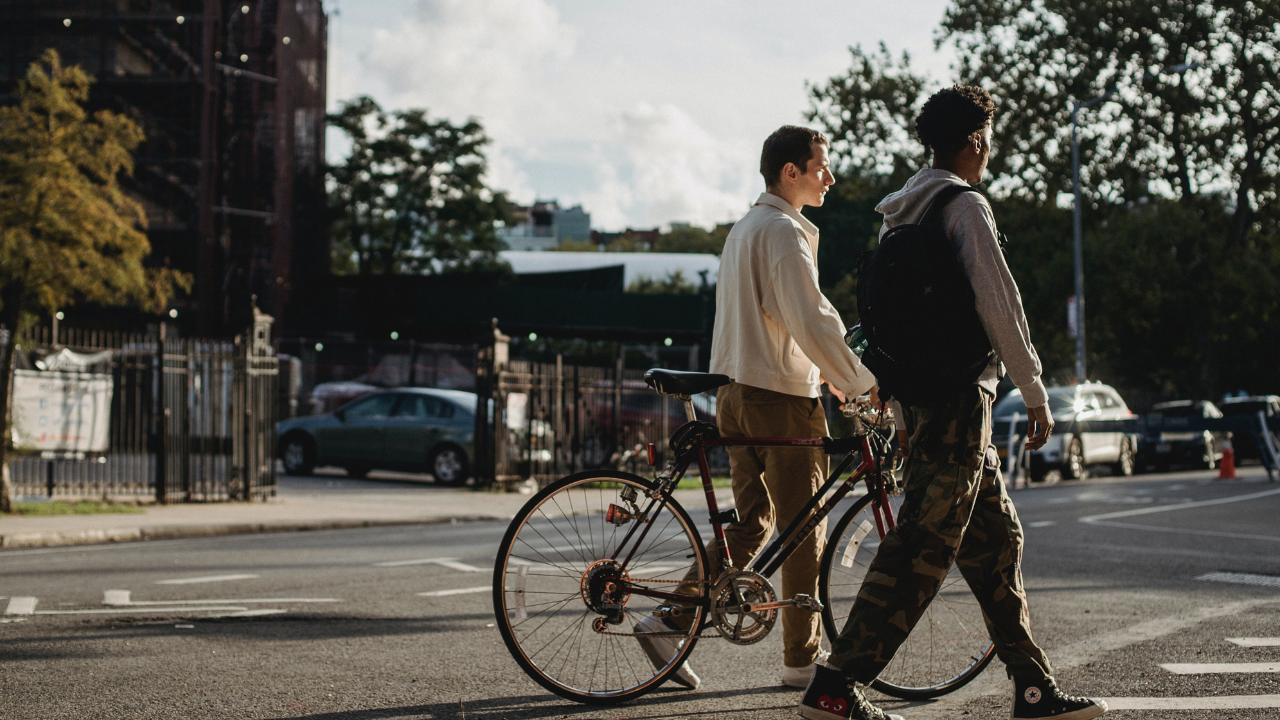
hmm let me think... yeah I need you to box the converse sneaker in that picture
[798,664,904,720]
[782,650,831,688]
[1012,677,1107,720]
[634,613,700,689]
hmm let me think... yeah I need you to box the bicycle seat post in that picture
[678,394,696,422]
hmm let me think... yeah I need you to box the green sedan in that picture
[276,388,476,485]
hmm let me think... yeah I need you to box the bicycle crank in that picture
[709,569,777,645]
[727,594,825,615]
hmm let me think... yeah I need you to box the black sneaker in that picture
[1012,677,1107,720]
[798,664,904,720]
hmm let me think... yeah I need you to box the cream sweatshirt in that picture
[710,193,876,399]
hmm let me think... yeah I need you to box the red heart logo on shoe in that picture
[830,698,848,714]
[818,695,832,709]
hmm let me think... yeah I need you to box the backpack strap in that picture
[919,184,979,227]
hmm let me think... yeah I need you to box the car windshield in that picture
[1153,403,1198,417]
[1221,401,1267,416]
[993,388,1080,418]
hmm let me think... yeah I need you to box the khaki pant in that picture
[716,382,829,668]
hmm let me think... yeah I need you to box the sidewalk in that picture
[0,471,733,549]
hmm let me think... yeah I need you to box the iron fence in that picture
[483,357,725,489]
[7,322,277,502]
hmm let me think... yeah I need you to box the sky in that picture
[326,0,958,231]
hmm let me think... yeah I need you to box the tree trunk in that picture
[0,303,20,514]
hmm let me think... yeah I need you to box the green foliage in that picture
[626,270,698,295]
[654,224,728,255]
[941,0,1280,239]
[327,96,513,275]
[551,239,598,252]
[12,500,144,516]
[0,49,190,326]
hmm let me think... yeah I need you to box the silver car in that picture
[992,382,1138,481]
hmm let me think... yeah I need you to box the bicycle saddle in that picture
[643,369,732,396]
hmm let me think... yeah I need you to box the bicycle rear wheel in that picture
[493,470,708,705]
[820,492,996,700]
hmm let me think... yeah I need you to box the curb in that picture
[0,515,510,549]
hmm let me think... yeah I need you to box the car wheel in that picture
[345,465,371,479]
[1112,437,1135,477]
[1063,437,1085,480]
[429,445,469,486]
[280,433,316,476]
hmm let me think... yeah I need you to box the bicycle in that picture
[492,369,996,705]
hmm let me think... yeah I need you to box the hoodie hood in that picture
[875,168,971,234]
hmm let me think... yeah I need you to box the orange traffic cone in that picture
[1218,433,1237,480]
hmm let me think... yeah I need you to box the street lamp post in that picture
[1068,62,1199,383]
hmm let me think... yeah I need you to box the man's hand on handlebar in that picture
[1025,403,1054,451]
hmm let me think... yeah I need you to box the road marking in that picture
[1197,571,1280,588]
[155,574,260,585]
[1103,695,1280,710]
[1080,485,1280,523]
[204,609,287,618]
[374,557,484,572]
[418,586,490,598]
[4,597,37,615]
[1228,637,1280,647]
[35,606,250,615]
[1027,520,1056,528]
[103,590,339,606]
[1161,662,1280,674]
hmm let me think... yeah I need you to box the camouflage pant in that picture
[829,385,1053,682]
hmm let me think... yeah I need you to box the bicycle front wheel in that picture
[820,492,996,700]
[493,470,708,705]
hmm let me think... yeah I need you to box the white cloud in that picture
[580,104,756,230]
[360,0,576,142]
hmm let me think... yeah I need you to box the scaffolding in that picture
[0,0,328,338]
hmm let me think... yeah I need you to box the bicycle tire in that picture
[819,491,996,700]
[493,470,709,705]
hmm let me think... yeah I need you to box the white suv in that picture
[992,382,1138,481]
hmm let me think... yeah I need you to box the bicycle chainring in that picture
[710,569,777,645]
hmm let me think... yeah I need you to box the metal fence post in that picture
[155,324,168,504]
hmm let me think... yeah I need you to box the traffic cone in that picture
[1218,434,1237,480]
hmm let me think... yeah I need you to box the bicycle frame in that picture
[610,428,898,611]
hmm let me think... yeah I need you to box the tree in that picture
[627,270,698,294]
[327,96,513,275]
[653,224,727,255]
[941,0,1280,244]
[0,50,189,512]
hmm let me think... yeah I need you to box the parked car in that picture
[992,382,1138,481]
[1138,400,1225,471]
[276,388,476,485]
[1219,395,1280,462]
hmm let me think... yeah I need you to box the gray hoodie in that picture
[876,168,1048,410]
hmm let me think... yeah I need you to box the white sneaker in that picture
[782,650,831,688]
[634,614,700,689]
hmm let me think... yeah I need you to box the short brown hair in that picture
[760,125,828,187]
[915,85,996,161]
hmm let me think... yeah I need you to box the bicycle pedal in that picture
[791,594,824,613]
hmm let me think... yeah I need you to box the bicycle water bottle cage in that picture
[670,421,720,456]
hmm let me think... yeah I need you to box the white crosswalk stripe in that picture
[1227,637,1280,647]
[1161,662,1280,674]
[1104,695,1280,710]
[418,586,489,598]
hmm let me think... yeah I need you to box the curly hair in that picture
[914,85,996,161]
[760,125,829,187]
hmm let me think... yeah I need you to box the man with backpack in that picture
[798,86,1108,720]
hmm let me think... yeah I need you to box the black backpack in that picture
[856,184,997,407]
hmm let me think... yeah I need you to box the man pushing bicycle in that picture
[798,87,1108,720]
[634,125,877,690]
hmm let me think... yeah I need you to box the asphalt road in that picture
[3,469,1279,720]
